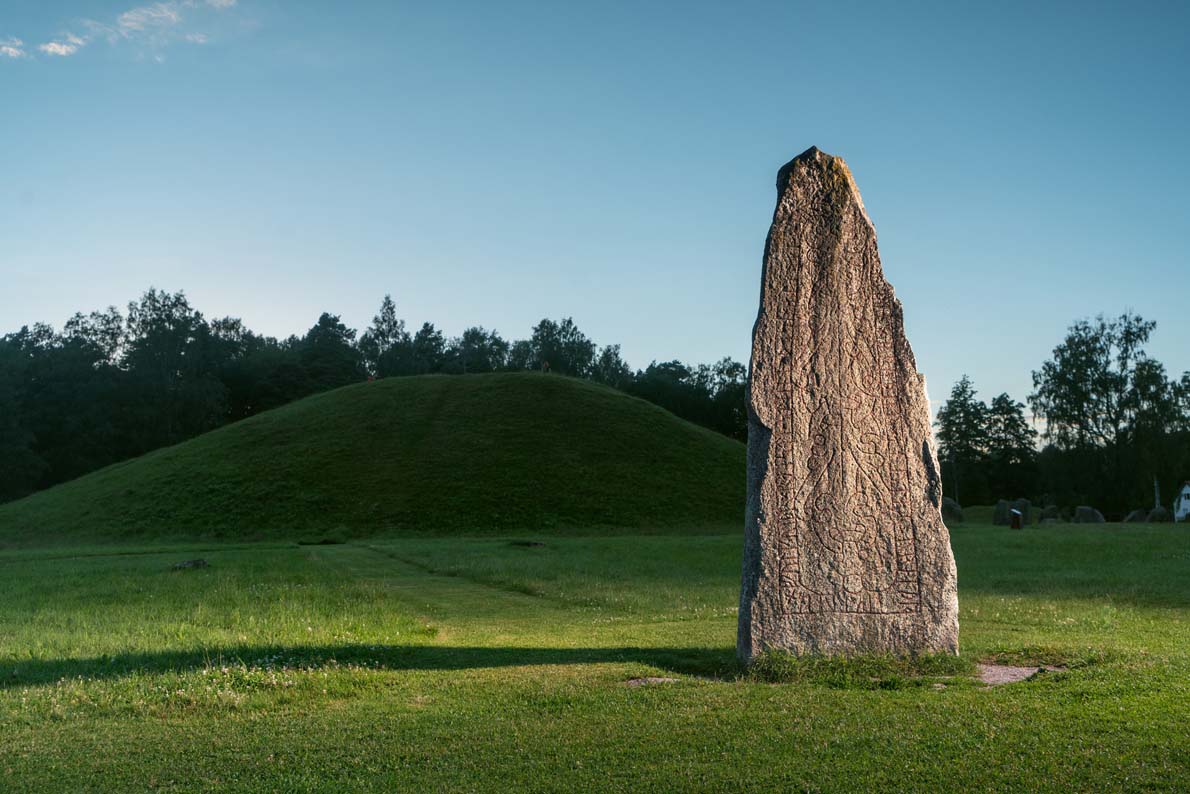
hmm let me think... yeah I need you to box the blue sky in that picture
[2,1,1187,414]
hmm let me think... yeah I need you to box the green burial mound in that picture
[0,373,744,545]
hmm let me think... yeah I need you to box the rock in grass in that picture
[738,147,959,661]
[625,676,678,687]
[1073,506,1105,524]
[1123,509,1147,523]
[1040,505,1061,521]
[172,559,209,570]
[976,663,1066,686]
[941,497,964,525]
[1146,506,1172,523]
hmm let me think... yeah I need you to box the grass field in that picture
[1,521,1187,792]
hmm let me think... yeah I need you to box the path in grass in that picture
[0,526,1187,792]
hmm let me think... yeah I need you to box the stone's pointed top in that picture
[792,145,825,162]
[776,146,849,186]
[774,146,870,227]
[775,145,833,184]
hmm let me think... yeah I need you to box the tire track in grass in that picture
[305,544,577,640]
[359,543,568,604]
[0,543,295,566]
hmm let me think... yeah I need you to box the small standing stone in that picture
[738,147,959,661]
[941,497,964,525]
[1073,506,1105,524]
[993,500,1012,526]
[1146,506,1171,523]
[1011,498,1032,526]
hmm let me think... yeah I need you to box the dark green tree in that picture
[1029,313,1156,449]
[705,357,747,440]
[1175,373,1190,434]
[299,313,364,390]
[1030,312,1181,512]
[359,295,410,377]
[523,318,596,376]
[985,393,1037,500]
[209,319,289,419]
[3,322,126,488]
[590,344,633,389]
[63,307,124,364]
[934,375,990,503]
[0,338,46,500]
[445,327,509,374]
[410,322,447,374]
[629,361,710,425]
[123,289,228,448]
[505,339,533,371]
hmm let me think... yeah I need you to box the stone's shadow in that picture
[0,644,738,689]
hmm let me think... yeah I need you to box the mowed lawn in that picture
[0,523,1187,792]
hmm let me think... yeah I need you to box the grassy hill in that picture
[0,373,745,546]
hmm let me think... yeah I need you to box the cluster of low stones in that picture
[1123,506,1172,522]
[1004,501,1112,524]
[737,147,959,662]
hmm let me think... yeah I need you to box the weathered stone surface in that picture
[1123,509,1147,523]
[1073,506,1105,524]
[992,499,1011,526]
[1040,505,1061,521]
[941,497,964,525]
[737,147,959,661]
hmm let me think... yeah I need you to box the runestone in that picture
[737,147,959,661]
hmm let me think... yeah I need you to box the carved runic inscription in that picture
[737,147,959,660]
[771,314,921,616]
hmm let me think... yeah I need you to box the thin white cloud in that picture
[13,0,239,63]
[118,3,183,34]
[38,33,86,57]
[0,37,26,58]
[115,0,236,35]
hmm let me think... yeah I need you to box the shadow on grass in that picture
[1,643,739,689]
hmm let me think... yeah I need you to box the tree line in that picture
[935,312,1190,517]
[4,291,1186,518]
[0,289,746,502]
